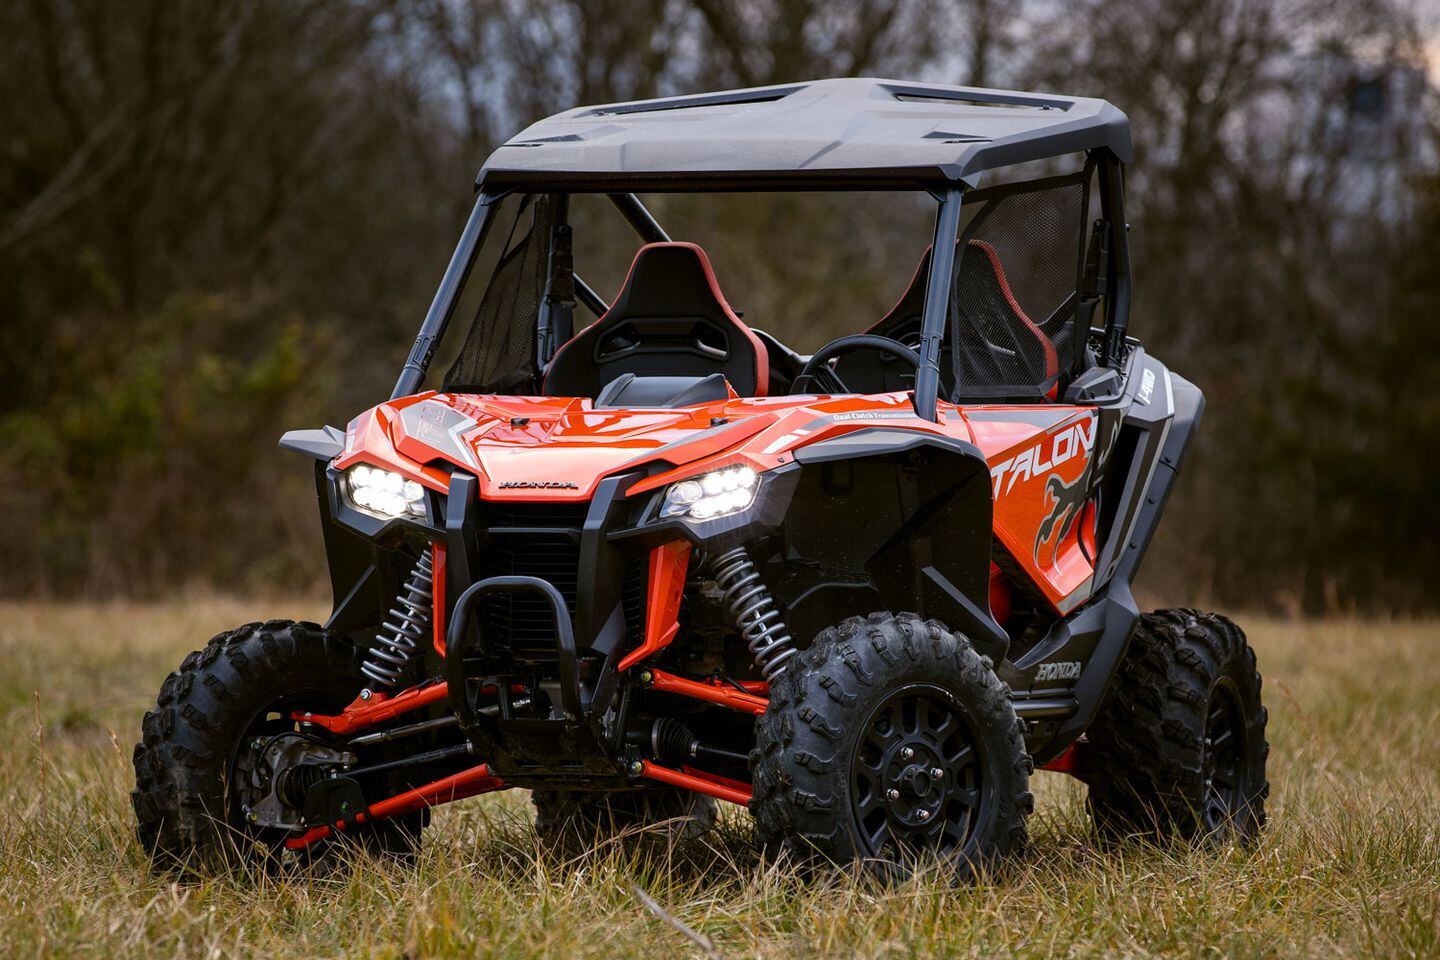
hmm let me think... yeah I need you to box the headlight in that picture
[661,466,758,521]
[344,464,427,521]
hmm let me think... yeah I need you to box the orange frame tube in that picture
[296,679,526,735]
[284,762,506,850]
[1040,743,1084,777]
[295,680,452,735]
[645,668,769,716]
[617,541,691,671]
[640,760,751,806]
[431,542,448,656]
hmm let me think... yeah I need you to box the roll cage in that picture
[392,78,1136,417]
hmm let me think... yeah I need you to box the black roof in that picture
[478,78,1131,191]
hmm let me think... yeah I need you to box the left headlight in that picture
[344,464,428,521]
[661,465,759,521]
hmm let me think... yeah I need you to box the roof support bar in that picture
[537,193,574,364]
[574,275,609,317]
[1097,155,1132,366]
[912,188,964,422]
[608,193,670,244]
[392,193,496,399]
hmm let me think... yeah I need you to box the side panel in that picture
[1004,359,1205,763]
[281,424,444,660]
[1091,351,1180,589]
[967,406,1100,613]
[1106,365,1204,585]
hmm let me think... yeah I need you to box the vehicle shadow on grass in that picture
[457,805,1108,892]
[470,808,771,886]
[158,788,1275,895]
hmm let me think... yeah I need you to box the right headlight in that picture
[344,464,428,521]
[661,465,759,521]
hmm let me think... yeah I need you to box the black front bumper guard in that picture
[443,575,629,783]
[444,575,584,722]
[439,572,761,802]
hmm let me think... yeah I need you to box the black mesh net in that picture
[443,195,556,393]
[948,172,1090,401]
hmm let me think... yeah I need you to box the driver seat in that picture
[856,239,1060,401]
[543,242,769,398]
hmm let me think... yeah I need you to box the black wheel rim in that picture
[1201,677,1248,833]
[850,684,985,861]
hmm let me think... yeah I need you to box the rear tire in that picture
[532,787,717,843]
[1084,608,1269,843]
[751,612,1032,878]
[132,620,425,874]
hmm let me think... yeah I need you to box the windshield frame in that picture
[391,156,1130,419]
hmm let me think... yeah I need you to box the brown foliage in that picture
[0,0,1434,609]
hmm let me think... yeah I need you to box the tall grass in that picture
[3,600,1437,958]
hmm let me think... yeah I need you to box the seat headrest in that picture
[608,242,733,318]
[542,241,769,398]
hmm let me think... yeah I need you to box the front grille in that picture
[480,501,589,661]
[622,554,648,644]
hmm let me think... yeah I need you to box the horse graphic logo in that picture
[1034,470,1088,566]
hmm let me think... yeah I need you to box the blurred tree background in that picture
[1,0,1436,610]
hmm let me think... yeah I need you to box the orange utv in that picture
[134,78,1268,876]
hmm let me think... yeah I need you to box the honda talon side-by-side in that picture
[133,78,1268,875]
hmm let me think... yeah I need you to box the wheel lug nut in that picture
[931,767,943,779]
[917,809,930,821]
[886,788,900,801]
[901,747,914,760]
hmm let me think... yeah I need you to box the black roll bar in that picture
[392,194,497,399]
[574,275,609,317]
[912,188,964,422]
[608,193,671,244]
[1097,154,1132,366]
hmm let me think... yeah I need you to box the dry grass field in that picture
[2,599,1437,958]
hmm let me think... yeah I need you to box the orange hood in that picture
[332,390,956,501]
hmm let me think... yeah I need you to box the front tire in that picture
[751,612,1033,877]
[1083,608,1269,843]
[132,620,424,873]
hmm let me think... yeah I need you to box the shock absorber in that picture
[710,546,797,681]
[361,550,434,688]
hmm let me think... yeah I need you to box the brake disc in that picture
[237,733,357,829]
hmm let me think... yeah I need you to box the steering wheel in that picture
[790,334,921,395]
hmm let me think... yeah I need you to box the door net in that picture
[948,170,1091,402]
[444,195,556,394]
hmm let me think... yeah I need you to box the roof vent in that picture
[923,131,990,143]
[885,85,1071,112]
[582,85,804,118]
